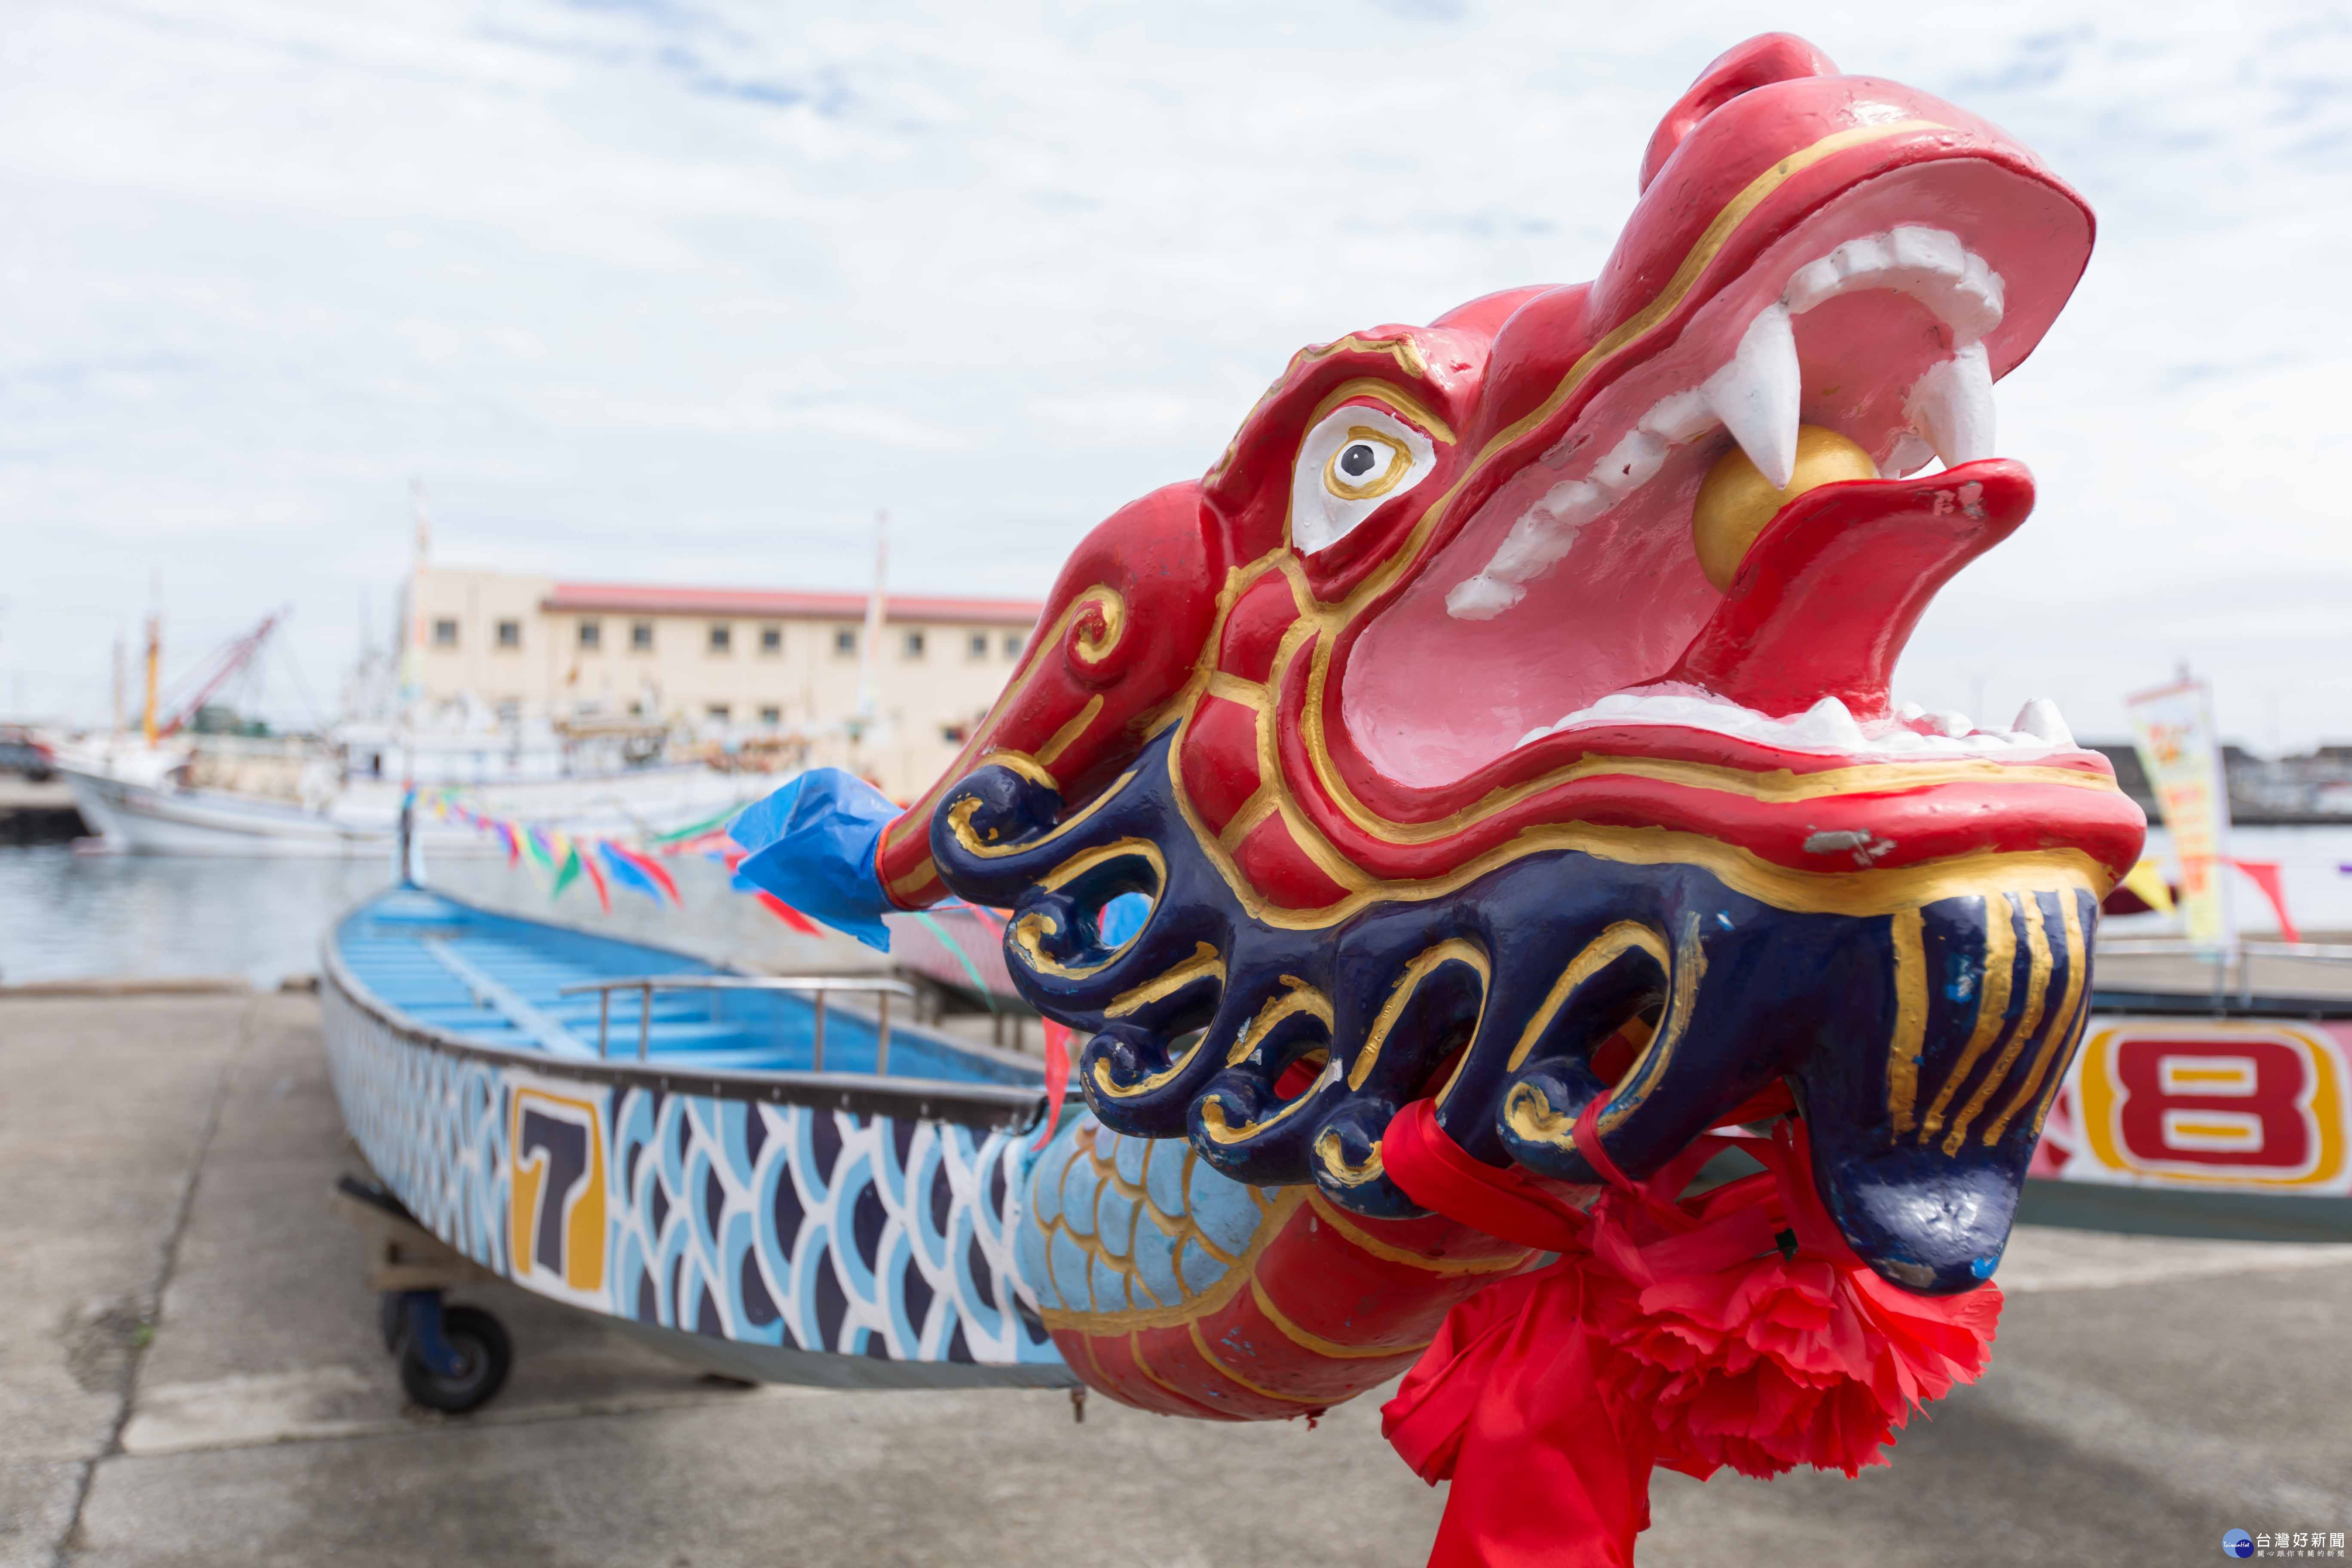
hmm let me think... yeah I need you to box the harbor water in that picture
[0,847,394,987]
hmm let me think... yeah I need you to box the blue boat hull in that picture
[322,887,1076,1388]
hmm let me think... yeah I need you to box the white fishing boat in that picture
[58,613,777,857]
[58,739,766,858]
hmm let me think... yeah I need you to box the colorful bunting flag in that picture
[550,833,582,899]
[579,843,612,913]
[596,839,677,905]
[423,787,999,974]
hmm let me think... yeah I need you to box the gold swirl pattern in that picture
[1501,911,1704,1155]
[1346,938,1491,1092]
[944,769,1139,862]
[1314,1128,1387,1187]
[1223,977,1335,1067]
[1504,921,1671,1074]
[1071,586,1129,668]
[1103,941,1226,1021]
[1002,836,1170,986]
[884,582,1133,860]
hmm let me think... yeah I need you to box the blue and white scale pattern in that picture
[609,1086,1058,1367]
[324,980,508,1272]
[322,979,1066,1378]
[1017,1110,1276,1320]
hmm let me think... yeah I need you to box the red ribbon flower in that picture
[1378,1093,2001,1567]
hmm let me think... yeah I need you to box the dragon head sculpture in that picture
[885,34,2145,1298]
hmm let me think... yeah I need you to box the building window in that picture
[708,623,732,654]
[967,631,988,660]
[941,722,969,744]
[1003,632,1025,658]
[495,620,521,649]
[758,705,781,726]
[903,629,925,659]
[833,627,857,657]
[706,703,731,723]
[759,625,782,655]
[432,618,459,648]
[631,621,653,652]
[578,620,601,651]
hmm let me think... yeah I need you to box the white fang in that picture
[1704,303,1801,489]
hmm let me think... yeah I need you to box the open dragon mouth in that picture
[1342,150,2094,788]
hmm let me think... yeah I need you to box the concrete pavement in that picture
[3,991,2346,1567]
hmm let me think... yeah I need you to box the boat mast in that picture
[400,477,430,790]
[852,509,887,775]
[141,573,160,746]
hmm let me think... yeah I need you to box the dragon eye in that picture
[1292,404,1436,556]
[1324,429,1410,501]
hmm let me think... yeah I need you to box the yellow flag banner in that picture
[2125,677,2232,946]
[2117,859,2175,919]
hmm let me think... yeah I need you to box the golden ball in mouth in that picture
[1691,426,1879,592]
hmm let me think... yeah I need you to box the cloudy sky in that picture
[4,0,2348,748]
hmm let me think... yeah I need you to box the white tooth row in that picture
[1446,225,2008,622]
[1513,692,2077,758]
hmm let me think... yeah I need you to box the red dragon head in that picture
[912,34,2145,1298]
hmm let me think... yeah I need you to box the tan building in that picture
[407,566,1041,796]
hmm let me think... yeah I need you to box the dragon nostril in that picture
[1273,1049,1328,1099]
[1589,1008,1660,1088]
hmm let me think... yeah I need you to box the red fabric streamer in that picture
[1033,1020,1074,1152]
[2229,859,2300,943]
[579,847,612,914]
[1379,1098,2001,1567]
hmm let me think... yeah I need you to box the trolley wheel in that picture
[377,1293,407,1354]
[397,1305,512,1414]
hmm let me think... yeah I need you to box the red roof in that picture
[543,582,1043,626]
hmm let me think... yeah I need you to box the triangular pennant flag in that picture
[579,843,612,913]
[550,833,582,900]
[2230,859,2300,943]
[2118,858,2175,919]
[604,841,680,904]
[1032,1020,1075,1153]
[596,839,675,904]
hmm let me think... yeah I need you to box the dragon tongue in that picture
[1661,459,2035,724]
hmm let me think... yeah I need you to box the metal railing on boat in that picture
[556,974,920,1071]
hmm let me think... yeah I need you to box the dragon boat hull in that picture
[322,885,1077,1389]
[319,885,1546,1414]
